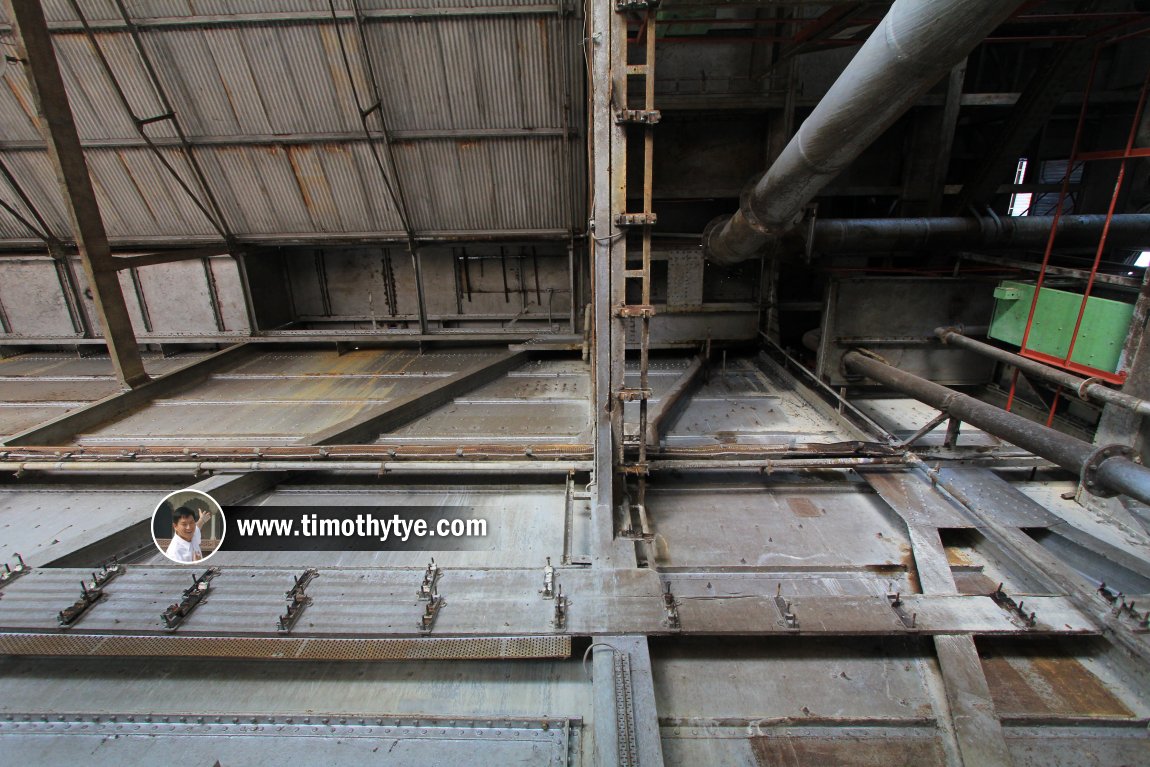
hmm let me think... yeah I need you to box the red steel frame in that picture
[1015,44,1150,394]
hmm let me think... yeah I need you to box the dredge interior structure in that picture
[1,0,1150,764]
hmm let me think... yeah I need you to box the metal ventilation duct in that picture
[704,0,1027,265]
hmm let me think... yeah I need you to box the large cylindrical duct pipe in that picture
[843,350,1150,505]
[810,214,1150,254]
[705,0,1026,265]
[935,327,1150,417]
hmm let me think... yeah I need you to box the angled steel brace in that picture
[302,349,529,445]
[2,343,254,446]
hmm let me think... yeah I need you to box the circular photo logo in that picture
[152,489,226,564]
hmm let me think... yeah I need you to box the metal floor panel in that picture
[161,375,432,403]
[0,405,73,439]
[661,724,947,767]
[457,373,590,402]
[1003,726,1150,767]
[1014,479,1150,563]
[226,349,503,377]
[645,483,911,570]
[663,360,852,446]
[0,353,206,379]
[0,717,578,767]
[0,379,119,402]
[0,654,594,716]
[78,401,385,445]
[0,484,185,566]
[383,402,590,443]
[650,637,938,721]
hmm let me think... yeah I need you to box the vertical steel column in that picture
[3,0,147,388]
[590,0,628,564]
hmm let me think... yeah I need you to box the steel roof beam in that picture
[2,0,146,388]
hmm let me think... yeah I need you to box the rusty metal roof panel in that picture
[142,24,364,137]
[0,152,70,239]
[14,0,556,24]
[54,32,173,141]
[0,64,44,143]
[366,16,571,132]
[1,6,580,243]
[84,148,220,238]
[194,143,407,236]
[394,137,573,234]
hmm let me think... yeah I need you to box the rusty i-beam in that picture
[3,0,148,388]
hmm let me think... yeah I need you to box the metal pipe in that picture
[843,350,1150,505]
[0,461,593,475]
[936,327,1150,417]
[704,0,1026,264]
[809,214,1150,254]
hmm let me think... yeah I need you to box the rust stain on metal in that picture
[3,75,38,127]
[285,146,316,212]
[787,497,824,518]
[899,544,921,593]
[943,546,974,567]
[750,734,944,766]
[981,643,1134,718]
[952,571,998,595]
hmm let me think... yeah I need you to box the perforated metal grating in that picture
[0,633,571,660]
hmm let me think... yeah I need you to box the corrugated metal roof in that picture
[393,137,573,233]
[0,4,582,243]
[0,152,70,239]
[365,17,570,132]
[11,0,557,24]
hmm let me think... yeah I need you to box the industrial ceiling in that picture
[0,0,1149,765]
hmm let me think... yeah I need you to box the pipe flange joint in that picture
[739,173,784,238]
[1080,443,1135,497]
[702,214,734,262]
[1076,376,1105,403]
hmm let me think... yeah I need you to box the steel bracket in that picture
[615,0,659,11]
[1098,582,1149,631]
[541,557,556,599]
[616,388,652,402]
[615,109,661,125]
[278,568,319,633]
[552,584,568,630]
[887,592,917,629]
[615,304,655,319]
[0,554,30,589]
[162,568,219,631]
[418,558,441,600]
[419,593,445,634]
[774,584,799,629]
[57,581,105,627]
[87,559,124,590]
[662,582,681,630]
[990,583,1037,628]
[614,213,657,227]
